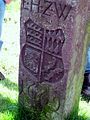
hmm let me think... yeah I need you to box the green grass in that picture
[0,1,90,120]
[0,1,19,120]
[0,78,18,120]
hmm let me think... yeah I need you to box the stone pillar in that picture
[19,0,88,119]
[88,1,90,19]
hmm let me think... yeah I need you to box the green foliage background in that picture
[6,0,20,11]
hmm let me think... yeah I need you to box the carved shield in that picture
[21,18,65,83]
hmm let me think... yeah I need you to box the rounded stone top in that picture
[66,0,79,6]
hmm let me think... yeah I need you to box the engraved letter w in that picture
[57,4,72,20]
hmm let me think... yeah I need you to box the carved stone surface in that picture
[22,18,65,83]
[19,0,88,119]
[88,1,90,19]
[22,0,72,20]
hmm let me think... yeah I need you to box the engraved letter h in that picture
[31,0,41,12]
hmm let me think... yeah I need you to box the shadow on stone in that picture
[14,101,55,120]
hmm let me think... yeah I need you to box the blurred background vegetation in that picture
[6,0,20,11]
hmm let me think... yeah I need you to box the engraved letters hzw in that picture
[22,0,72,20]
